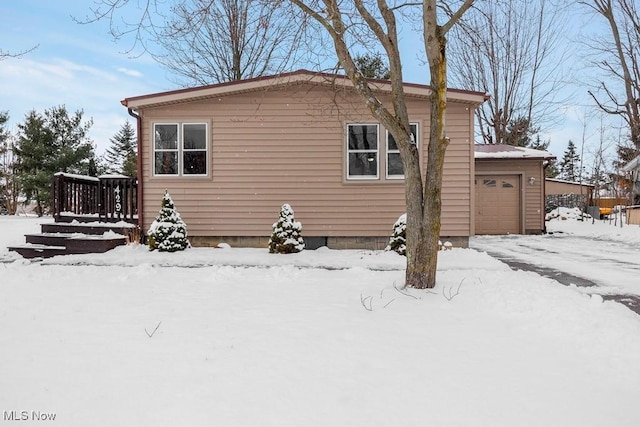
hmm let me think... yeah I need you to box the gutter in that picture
[126,107,144,230]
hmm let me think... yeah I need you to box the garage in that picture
[474,144,555,235]
[475,175,521,234]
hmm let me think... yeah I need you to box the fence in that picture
[545,194,588,213]
[52,173,137,223]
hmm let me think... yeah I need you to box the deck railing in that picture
[52,173,138,223]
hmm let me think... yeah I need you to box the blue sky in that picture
[0,1,607,163]
[1,1,172,154]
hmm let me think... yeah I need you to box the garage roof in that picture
[474,144,555,160]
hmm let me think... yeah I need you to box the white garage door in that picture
[475,175,521,235]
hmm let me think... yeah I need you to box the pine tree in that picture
[14,111,54,215]
[104,121,137,177]
[268,204,305,254]
[44,105,95,175]
[559,140,582,182]
[504,116,538,147]
[13,106,96,215]
[354,53,391,79]
[387,213,407,256]
[147,191,189,252]
[545,160,560,178]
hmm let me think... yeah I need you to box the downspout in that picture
[127,107,144,230]
[542,160,549,234]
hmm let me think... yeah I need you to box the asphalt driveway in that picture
[470,229,640,315]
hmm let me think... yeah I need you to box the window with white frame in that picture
[347,124,379,179]
[387,123,418,179]
[154,123,208,176]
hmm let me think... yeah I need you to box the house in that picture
[474,144,555,235]
[621,154,640,202]
[621,155,640,224]
[121,70,549,248]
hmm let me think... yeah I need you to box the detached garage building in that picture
[474,144,555,235]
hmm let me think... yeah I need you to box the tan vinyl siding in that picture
[546,180,593,196]
[138,85,474,240]
[475,159,545,233]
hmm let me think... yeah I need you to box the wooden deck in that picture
[8,174,140,259]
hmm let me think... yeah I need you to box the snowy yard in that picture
[1,215,639,426]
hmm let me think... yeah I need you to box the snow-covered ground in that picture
[472,207,640,297]
[1,214,639,427]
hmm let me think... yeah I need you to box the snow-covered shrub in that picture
[147,191,189,252]
[545,207,591,221]
[268,204,305,254]
[387,213,407,256]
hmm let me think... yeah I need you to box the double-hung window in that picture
[347,124,379,179]
[154,123,208,176]
[387,123,418,179]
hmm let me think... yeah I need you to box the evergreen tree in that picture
[559,140,582,182]
[14,111,54,215]
[529,134,550,151]
[354,53,391,80]
[545,159,560,178]
[268,204,304,254]
[504,116,534,147]
[147,191,189,252]
[13,106,96,215]
[44,105,95,175]
[387,213,407,256]
[104,121,137,177]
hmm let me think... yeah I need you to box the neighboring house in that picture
[621,154,640,202]
[621,155,640,225]
[474,144,555,235]
[121,70,547,248]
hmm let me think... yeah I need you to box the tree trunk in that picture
[404,6,451,289]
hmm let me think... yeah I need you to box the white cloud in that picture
[117,67,143,78]
[0,56,164,155]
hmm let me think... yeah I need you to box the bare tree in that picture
[449,0,568,145]
[579,0,640,170]
[0,45,38,61]
[158,0,309,85]
[79,0,311,85]
[0,111,20,214]
[83,0,474,288]
[286,0,473,288]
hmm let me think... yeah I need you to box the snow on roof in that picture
[621,154,640,172]
[545,177,595,187]
[474,144,555,160]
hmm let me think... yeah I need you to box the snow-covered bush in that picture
[387,214,453,255]
[268,204,305,254]
[387,213,407,256]
[545,207,591,221]
[147,191,189,252]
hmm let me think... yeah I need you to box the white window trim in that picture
[181,122,208,177]
[153,122,179,177]
[346,123,380,180]
[152,122,209,177]
[386,123,419,180]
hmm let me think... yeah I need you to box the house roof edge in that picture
[121,69,488,109]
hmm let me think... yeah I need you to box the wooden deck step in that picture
[8,219,137,259]
[41,222,136,236]
[25,232,83,247]
[8,244,68,259]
